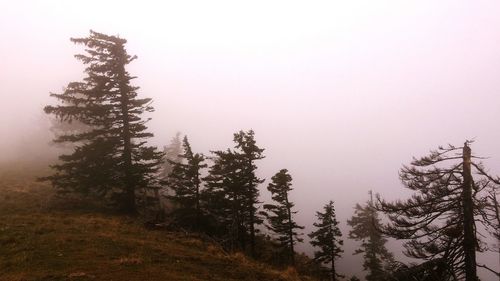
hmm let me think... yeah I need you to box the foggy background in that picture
[1,1,500,279]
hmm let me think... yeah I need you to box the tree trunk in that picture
[249,207,256,258]
[247,157,257,259]
[462,143,477,281]
[121,102,135,214]
[119,92,136,214]
[195,175,201,231]
[233,197,246,251]
[285,194,295,265]
[331,252,336,281]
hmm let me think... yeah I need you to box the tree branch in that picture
[477,264,500,277]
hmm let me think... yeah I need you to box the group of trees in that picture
[163,132,347,281]
[202,130,265,257]
[42,30,344,279]
[165,130,265,256]
[43,31,500,281]
[345,143,500,281]
[164,130,344,278]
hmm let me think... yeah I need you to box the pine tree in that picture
[153,132,182,217]
[309,200,344,281]
[262,169,304,265]
[347,192,393,281]
[377,142,496,281]
[203,130,264,255]
[167,136,206,230]
[203,149,246,249]
[43,31,163,214]
[160,132,182,180]
[233,130,265,257]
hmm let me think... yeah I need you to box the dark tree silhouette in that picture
[387,259,456,281]
[486,191,500,242]
[309,200,344,281]
[347,191,393,281]
[261,169,304,265]
[167,136,206,230]
[475,172,500,278]
[203,149,246,249]
[43,30,163,214]
[233,130,265,257]
[486,192,500,278]
[203,130,264,256]
[377,142,496,281]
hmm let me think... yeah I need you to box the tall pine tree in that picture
[203,130,264,256]
[43,31,163,214]
[203,149,247,249]
[347,192,393,281]
[262,169,304,265]
[167,136,207,230]
[233,130,265,257]
[309,200,344,281]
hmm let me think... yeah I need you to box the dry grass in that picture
[0,173,315,281]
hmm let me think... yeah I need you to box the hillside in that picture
[0,171,315,281]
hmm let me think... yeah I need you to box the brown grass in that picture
[0,173,314,281]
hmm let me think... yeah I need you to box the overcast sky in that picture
[1,0,500,279]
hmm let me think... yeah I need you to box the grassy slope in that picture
[0,173,311,281]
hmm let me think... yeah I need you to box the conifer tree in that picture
[309,200,344,281]
[203,130,264,255]
[262,169,304,265]
[347,192,393,281]
[160,132,182,180]
[153,132,182,215]
[167,136,206,230]
[377,142,496,281]
[203,149,246,249]
[43,31,163,213]
[233,130,265,257]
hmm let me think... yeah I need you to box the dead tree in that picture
[378,141,497,281]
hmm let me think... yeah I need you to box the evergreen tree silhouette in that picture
[347,191,393,281]
[262,169,304,265]
[309,200,344,281]
[43,31,163,214]
[167,136,206,230]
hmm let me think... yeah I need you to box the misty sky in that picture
[1,1,500,279]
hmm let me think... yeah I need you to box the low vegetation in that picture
[0,173,316,281]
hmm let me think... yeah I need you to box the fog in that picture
[1,0,500,279]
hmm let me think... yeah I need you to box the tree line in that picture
[42,31,499,281]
